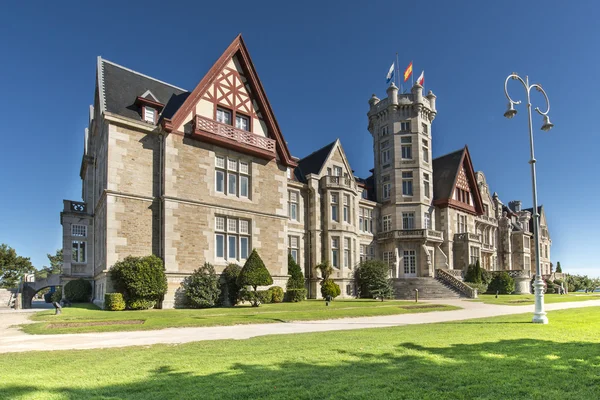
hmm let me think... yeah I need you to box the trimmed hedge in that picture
[64,279,92,302]
[321,279,341,299]
[110,255,167,310]
[104,293,126,311]
[269,286,284,303]
[488,272,515,294]
[285,288,307,302]
[237,249,272,307]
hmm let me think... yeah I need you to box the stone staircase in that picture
[0,288,15,309]
[392,277,462,299]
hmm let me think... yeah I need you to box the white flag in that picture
[386,63,395,84]
[417,70,424,86]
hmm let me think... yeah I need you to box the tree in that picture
[316,260,333,280]
[35,249,63,279]
[369,273,395,301]
[355,260,392,299]
[0,244,35,288]
[219,263,242,306]
[237,249,273,307]
[182,263,221,308]
[286,254,304,290]
[556,262,562,273]
[464,260,483,284]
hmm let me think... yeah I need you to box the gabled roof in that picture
[98,58,188,121]
[432,145,484,215]
[294,140,337,183]
[167,34,296,167]
[524,205,546,232]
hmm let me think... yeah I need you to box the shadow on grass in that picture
[2,338,599,399]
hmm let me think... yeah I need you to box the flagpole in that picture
[396,52,400,90]
[411,60,414,87]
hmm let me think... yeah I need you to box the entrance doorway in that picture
[402,250,417,277]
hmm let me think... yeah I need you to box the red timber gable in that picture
[165,34,296,167]
[435,146,484,215]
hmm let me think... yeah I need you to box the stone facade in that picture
[60,36,553,307]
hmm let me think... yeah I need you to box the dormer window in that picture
[216,107,232,125]
[144,107,156,123]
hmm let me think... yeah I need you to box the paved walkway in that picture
[1,299,600,353]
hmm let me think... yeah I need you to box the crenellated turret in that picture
[386,82,398,107]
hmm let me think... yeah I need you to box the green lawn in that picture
[473,293,600,305]
[2,307,600,399]
[21,300,459,334]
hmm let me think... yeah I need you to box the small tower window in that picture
[144,107,156,123]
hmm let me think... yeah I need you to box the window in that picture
[71,225,87,237]
[402,144,412,159]
[360,245,366,263]
[384,251,394,269]
[72,241,86,263]
[343,195,350,223]
[383,215,392,232]
[457,214,467,233]
[334,166,343,177]
[380,140,390,150]
[344,238,351,269]
[402,171,413,196]
[381,149,391,165]
[360,208,373,233]
[422,139,429,163]
[215,216,251,261]
[524,237,530,250]
[383,183,391,200]
[361,189,368,199]
[470,246,480,264]
[424,212,431,229]
[144,107,155,123]
[424,173,430,198]
[401,121,411,132]
[422,123,428,134]
[402,212,415,230]
[525,255,531,269]
[331,193,339,222]
[215,156,250,198]
[287,168,292,179]
[235,114,250,131]
[545,244,548,258]
[216,107,232,124]
[380,126,389,136]
[403,250,416,274]
[331,237,339,268]
[288,191,298,221]
[288,235,299,263]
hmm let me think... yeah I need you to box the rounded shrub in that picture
[110,255,167,309]
[285,288,307,302]
[488,272,515,294]
[545,279,556,294]
[50,287,62,303]
[468,282,488,295]
[64,279,92,302]
[237,249,272,307]
[219,263,242,306]
[104,293,126,311]
[269,286,284,303]
[321,279,341,299]
[240,289,272,305]
[182,263,221,308]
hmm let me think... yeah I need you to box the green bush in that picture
[50,287,62,303]
[104,293,126,311]
[355,260,390,299]
[64,279,92,302]
[481,268,492,285]
[545,279,556,294]
[182,263,221,308]
[285,288,307,302]
[127,298,156,310]
[488,272,515,294]
[464,260,485,284]
[269,286,284,303]
[219,263,242,306]
[468,282,488,295]
[286,254,305,290]
[240,289,272,305]
[237,249,272,307]
[321,279,341,299]
[110,255,167,309]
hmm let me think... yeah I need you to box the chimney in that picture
[509,200,522,213]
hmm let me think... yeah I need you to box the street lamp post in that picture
[503,73,554,324]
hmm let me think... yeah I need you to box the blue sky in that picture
[0,1,597,276]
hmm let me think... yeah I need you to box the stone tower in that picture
[367,82,440,278]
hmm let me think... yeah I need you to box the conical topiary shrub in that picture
[237,249,273,306]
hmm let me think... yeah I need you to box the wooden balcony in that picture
[192,115,276,160]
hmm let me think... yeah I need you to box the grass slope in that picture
[22,300,458,334]
[473,293,600,305]
[2,307,600,399]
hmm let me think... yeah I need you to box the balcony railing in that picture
[482,243,494,251]
[320,175,358,191]
[476,214,498,224]
[454,232,482,242]
[193,115,276,159]
[378,229,443,241]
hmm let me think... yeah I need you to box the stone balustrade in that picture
[378,229,443,241]
[436,269,477,298]
[319,175,358,192]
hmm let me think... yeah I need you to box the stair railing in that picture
[435,269,478,298]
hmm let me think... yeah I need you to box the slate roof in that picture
[100,58,188,121]
[294,140,337,183]
[524,206,544,232]
[432,148,464,201]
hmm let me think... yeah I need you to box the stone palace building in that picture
[59,35,552,307]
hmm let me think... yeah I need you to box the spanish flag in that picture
[403,61,413,82]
